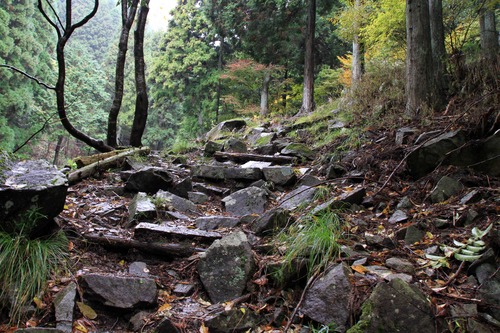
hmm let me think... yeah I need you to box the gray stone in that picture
[173,283,194,296]
[154,318,180,333]
[155,190,198,214]
[206,119,247,141]
[347,278,438,333]
[385,273,413,283]
[404,224,425,245]
[460,190,482,205]
[262,166,297,186]
[396,127,418,145]
[188,191,209,204]
[206,307,261,333]
[81,274,157,309]
[365,233,395,248]
[195,216,240,230]
[134,222,221,243]
[222,186,268,216]
[193,182,231,197]
[191,165,263,182]
[253,143,279,155]
[281,143,316,160]
[388,210,408,224]
[396,196,413,210]
[0,159,68,234]
[53,282,77,333]
[385,257,415,275]
[407,130,466,178]
[301,263,352,331]
[224,138,248,153]
[198,231,255,303]
[129,311,151,332]
[478,264,500,321]
[311,187,366,214]
[430,176,464,203]
[204,141,224,157]
[450,303,478,318]
[129,262,150,277]
[278,185,318,210]
[241,161,272,169]
[297,175,322,187]
[248,207,292,235]
[124,167,173,194]
[128,192,156,222]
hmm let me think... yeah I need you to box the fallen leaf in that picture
[157,303,172,313]
[224,301,234,311]
[252,276,268,286]
[33,296,45,309]
[199,322,209,333]
[77,301,97,320]
[351,265,368,274]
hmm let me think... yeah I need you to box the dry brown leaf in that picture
[351,265,368,274]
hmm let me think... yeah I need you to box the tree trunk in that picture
[215,35,224,123]
[405,0,434,118]
[351,0,364,85]
[260,70,271,117]
[298,0,316,115]
[479,8,499,65]
[429,0,447,109]
[37,0,114,153]
[107,0,139,148]
[129,0,150,147]
[53,135,64,166]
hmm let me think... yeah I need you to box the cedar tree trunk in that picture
[298,0,316,114]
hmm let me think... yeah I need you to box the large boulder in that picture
[206,119,247,141]
[0,159,68,235]
[198,232,255,303]
[123,167,174,194]
[222,186,268,216]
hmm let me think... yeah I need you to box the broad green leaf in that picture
[77,301,97,320]
[454,253,482,262]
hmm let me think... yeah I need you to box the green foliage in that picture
[0,209,69,324]
[170,138,198,154]
[276,210,346,282]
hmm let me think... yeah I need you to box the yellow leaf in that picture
[119,260,125,266]
[199,322,209,333]
[351,265,368,274]
[224,301,234,311]
[426,232,434,239]
[33,296,44,309]
[157,303,172,313]
[240,307,246,314]
[73,323,88,333]
[77,301,97,320]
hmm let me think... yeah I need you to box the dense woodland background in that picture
[0,0,498,164]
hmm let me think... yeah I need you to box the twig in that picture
[0,64,55,90]
[443,261,465,287]
[12,115,56,154]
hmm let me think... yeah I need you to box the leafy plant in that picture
[0,209,69,324]
[276,210,346,282]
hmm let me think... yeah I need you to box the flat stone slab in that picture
[278,185,318,210]
[195,216,241,230]
[156,190,198,214]
[134,222,222,241]
[222,186,268,216]
[191,165,263,181]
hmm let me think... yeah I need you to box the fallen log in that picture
[82,233,205,257]
[68,147,150,185]
[214,151,296,164]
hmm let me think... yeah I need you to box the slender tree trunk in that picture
[38,0,114,152]
[429,0,447,109]
[53,135,64,165]
[405,0,434,118]
[129,0,150,147]
[260,70,271,117]
[215,35,224,123]
[298,0,316,115]
[107,0,139,147]
[479,8,499,66]
[352,0,364,85]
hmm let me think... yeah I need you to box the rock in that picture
[204,141,224,157]
[153,318,180,333]
[205,307,261,333]
[278,185,318,210]
[430,176,464,203]
[193,182,231,197]
[169,176,193,199]
[385,273,413,283]
[241,161,272,169]
[395,127,418,145]
[365,233,395,249]
[280,143,316,160]
[206,119,247,141]
[188,191,209,204]
[224,138,247,153]
[14,329,65,333]
[262,166,297,186]
[388,210,408,224]
[129,262,150,278]
[129,311,151,332]
[407,130,466,178]
[460,190,482,204]
[155,190,198,214]
[297,175,322,187]
[198,231,255,303]
[222,186,268,216]
[311,187,366,215]
[301,263,352,331]
[53,282,77,333]
[248,207,292,235]
[403,224,425,245]
[191,165,263,182]
[253,143,279,155]
[134,222,221,243]
[0,159,68,235]
[385,257,415,275]
[347,278,439,333]
[195,216,240,230]
[128,192,156,222]
[173,283,194,296]
[396,196,413,210]
[477,263,500,321]
[123,167,173,194]
[81,273,157,309]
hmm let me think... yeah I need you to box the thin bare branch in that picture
[68,0,99,33]
[13,115,57,154]
[45,0,65,33]
[37,0,61,38]
[0,64,55,90]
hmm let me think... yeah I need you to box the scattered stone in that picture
[477,263,500,321]
[241,161,272,169]
[414,130,442,144]
[205,307,261,333]
[385,273,413,283]
[395,127,418,145]
[388,210,408,224]
[153,318,180,333]
[460,190,482,205]
[363,265,393,279]
[385,257,416,275]
[129,311,151,332]
[278,185,317,210]
[188,191,209,204]
[204,141,224,157]
[280,143,316,160]
[262,166,297,186]
[198,232,255,303]
[401,224,425,245]
[365,233,395,248]
[195,216,240,230]
[253,143,279,155]
[173,283,194,296]
[297,175,322,187]
[224,138,248,153]
[128,192,156,222]
[129,262,150,278]
[347,278,439,333]
[191,165,263,182]
[396,196,413,210]
[156,190,198,214]
[134,222,221,242]
[430,176,464,203]
[311,187,366,215]
[0,159,68,235]
[222,186,268,216]
[169,176,193,199]
[407,130,466,178]
[206,119,247,141]
[301,263,353,331]
[53,282,77,333]
[123,167,173,194]
[193,182,231,197]
[450,303,478,318]
[248,207,292,235]
[81,274,157,309]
